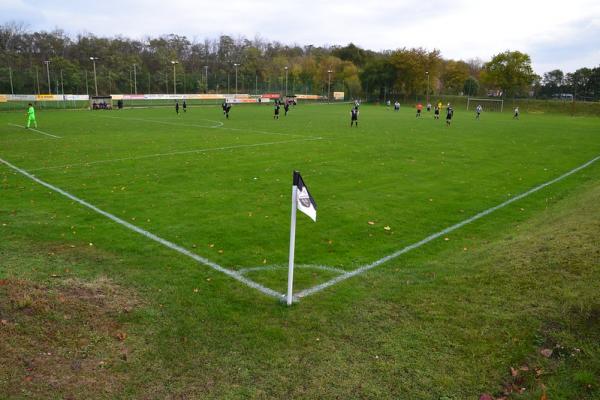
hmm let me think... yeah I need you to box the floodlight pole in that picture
[85,70,89,96]
[171,60,178,95]
[425,71,430,104]
[233,63,240,96]
[90,57,99,96]
[60,69,64,95]
[203,65,208,93]
[8,66,14,95]
[43,60,51,94]
[133,63,137,94]
[35,67,40,94]
[284,66,289,97]
[327,69,332,103]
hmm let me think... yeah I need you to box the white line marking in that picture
[0,157,284,300]
[8,123,62,139]
[27,137,323,172]
[98,115,224,129]
[96,114,317,139]
[238,264,346,275]
[295,154,600,300]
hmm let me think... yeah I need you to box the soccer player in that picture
[274,102,280,119]
[175,100,180,115]
[438,101,443,112]
[513,106,519,119]
[222,100,227,115]
[284,101,290,116]
[446,103,454,126]
[350,107,359,127]
[434,104,440,119]
[183,99,187,113]
[475,104,482,119]
[355,99,360,109]
[426,102,432,112]
[394,101,400,111]
[416,103,423,117]
[386,99,391,108]
[25,103,37,129]
[225,102,232,119]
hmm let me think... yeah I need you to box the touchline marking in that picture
[0,157,284,300]
[295,154,600,300]
[27,137,323,172]
[8,123,62,139]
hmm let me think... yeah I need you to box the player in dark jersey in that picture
[446,103,454,126]
[175,100,180,115]
[225,102,231,119]
[434,104,440,119]
[284,102,290,116]
[222,101,227,115]
[182,99,187,113]
[274,102,280,119]
[350,107,359,127]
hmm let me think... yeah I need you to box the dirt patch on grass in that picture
[0,276,142,399]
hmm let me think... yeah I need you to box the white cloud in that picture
[3,0,599,73]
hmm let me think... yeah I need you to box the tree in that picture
[540,69,564,97]
[481,51,535,97]
[463,76,480,96]
[441,60,469,94]
[389,47,441,98]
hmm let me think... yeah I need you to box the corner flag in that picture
[287,171,317,305]
[294,171,317,222]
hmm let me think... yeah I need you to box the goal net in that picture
[467,97,504,112]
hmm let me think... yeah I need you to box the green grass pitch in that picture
[1,103,600,398]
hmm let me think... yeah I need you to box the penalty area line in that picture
[8,123,62,139]
[27,137,323,172]
[0,156,284,300]
[295,154,600,300]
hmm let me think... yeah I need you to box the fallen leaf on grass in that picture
[540,348,553,358]
[368,221,375,225]
[384,226,391,231]
[115,332,127,341]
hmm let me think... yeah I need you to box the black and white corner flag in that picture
[294,171,317,222]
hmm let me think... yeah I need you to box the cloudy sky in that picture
[2,0,599,74]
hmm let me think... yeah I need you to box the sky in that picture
[2,0,599,75]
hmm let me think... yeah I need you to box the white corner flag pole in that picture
[286,183,298,306]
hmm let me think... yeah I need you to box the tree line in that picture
[1,21,599,100]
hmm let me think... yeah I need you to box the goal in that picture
[467,97,504,112]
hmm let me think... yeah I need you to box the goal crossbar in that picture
[467,97,504,112]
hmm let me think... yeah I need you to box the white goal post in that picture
[467,97,504,112]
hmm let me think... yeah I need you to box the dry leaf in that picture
[540,348,553,358]
[384,226,391,231]
[368,221,375,225]
[115,332,127,341]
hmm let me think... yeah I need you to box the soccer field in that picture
[1,103,600,398]
[2,103,599,299]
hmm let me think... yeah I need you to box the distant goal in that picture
[467,97,504,112]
